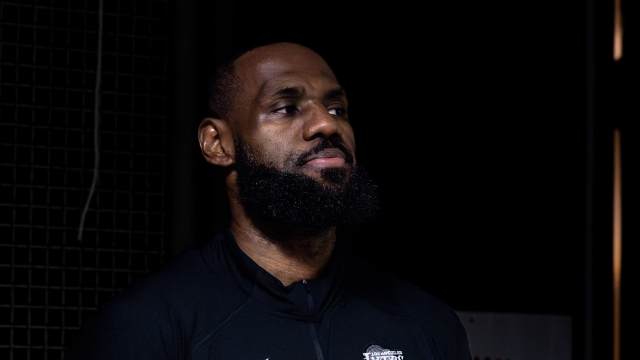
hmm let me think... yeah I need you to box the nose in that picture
[302,104,339,141]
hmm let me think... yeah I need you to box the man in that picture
[72,42,471,360]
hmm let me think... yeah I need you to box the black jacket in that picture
[71,230,471,360]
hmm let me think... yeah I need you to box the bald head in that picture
[235,43,330,67]
[234,42,335,82]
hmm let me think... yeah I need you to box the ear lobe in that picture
[198,118,235,167]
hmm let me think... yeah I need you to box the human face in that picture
[230,44,356,185]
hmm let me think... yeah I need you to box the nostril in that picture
[303,118,339,141]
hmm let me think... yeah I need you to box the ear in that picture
[198,118,235,167]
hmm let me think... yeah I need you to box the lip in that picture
[305,157,346,167]
[303,149,348,168]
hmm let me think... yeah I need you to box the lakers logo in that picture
[362,345,404,360]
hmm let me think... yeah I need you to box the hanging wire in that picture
[77,0,104,241]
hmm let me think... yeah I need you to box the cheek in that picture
[341,125,356,150]
[252,134,295,167]
[341,126,357,166]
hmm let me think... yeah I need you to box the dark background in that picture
[1,0,638,359]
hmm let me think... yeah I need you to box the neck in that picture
[229,197,337,287]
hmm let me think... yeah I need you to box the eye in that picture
[273,105,299,116]
[328,107,347,117]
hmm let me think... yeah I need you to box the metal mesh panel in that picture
[0,0,169,359]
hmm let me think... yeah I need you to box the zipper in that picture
[302,279,326,360]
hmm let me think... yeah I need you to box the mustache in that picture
[294,136,354,167]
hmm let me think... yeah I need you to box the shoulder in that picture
[346,257,471,358]
[119,232,244,302]
[113,246,222,306]
[114,236,247,317]
[346,257,452,317]
[90,237,244,331]
[70,238,247,359]
[88,245,223,324]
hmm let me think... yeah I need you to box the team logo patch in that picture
[362,344,404,360]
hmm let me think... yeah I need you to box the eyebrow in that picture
[324,87,347,102]
[260,82,347,101]
[271,86,305,99]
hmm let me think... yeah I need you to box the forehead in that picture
[256,70,340,101]
[234,46,340,100]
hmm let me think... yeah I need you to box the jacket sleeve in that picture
[67,295,183,360]
[445,313,472,360]
[422,308,472,360]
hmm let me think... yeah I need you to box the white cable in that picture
[77,0,104,241]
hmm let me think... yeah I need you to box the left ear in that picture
[197,117,235,167]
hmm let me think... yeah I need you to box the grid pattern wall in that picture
[0,0,169,359]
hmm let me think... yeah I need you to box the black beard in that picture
[234,138,379,234]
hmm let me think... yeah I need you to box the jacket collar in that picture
[217,229,350,322]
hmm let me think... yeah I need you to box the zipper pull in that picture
[301,279,315,308]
